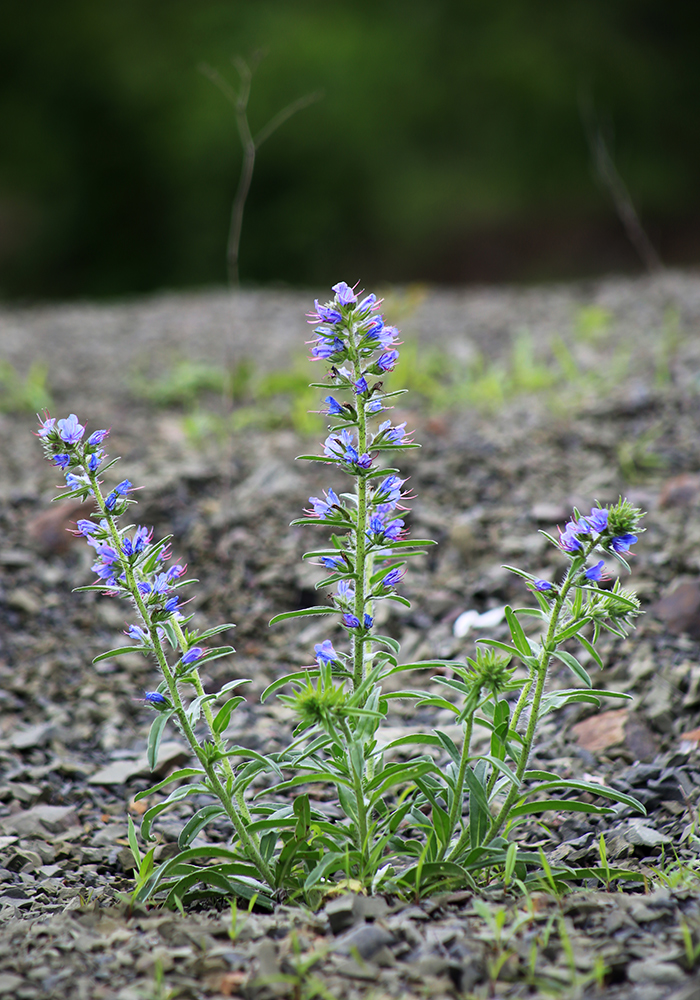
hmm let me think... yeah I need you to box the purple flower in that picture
[324,396,345,416]
[358,293,377,313]
[312,336,345,359]
[366,399,383,413]
[166,563,186,581]
[583,507,608,533]
[364,614,373,629]
[584,560,606,581]
[144,691,167,706]
[115,480,133,495]
[355,452,372,469]
[533,579,553,591]
[332,281,357,305]
[75,519,98,536]
[57,413,85,444]
[65,473,84,490]
[342,613,361,629]
[321,556,345,570]
[353,376,369,395]
[181,647,204,665]
[164,596,180,613]
[374,475,405,508]
[87,451,104,472]
[313,300,342,324]
[559,520,584,552]
[127,624,149,642]
[133,526,152,552]
[36,415,56,438]
[308,488,342,519]
[611,533,638,553]
[382,567,404,589]
[376,350,399,373]
[337,579,355,603]
[377,420,407,444]
[53,454,71,469]
[314,639,338,666]
[87,429,110,446]
[367,513,404,542]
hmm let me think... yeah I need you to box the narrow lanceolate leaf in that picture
[134,768,206,801]
[476,638,538,668]
[510,799,616,817]
[147,711,173,770]
[523,779,645,814]
[93,646,148,663]
[551,649,592,687]
[269,606,335,626]
[553,617,592,643]
[505,606,532,657]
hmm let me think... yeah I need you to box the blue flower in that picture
[143,691,168,706]
[87,451,103,472]
[164,596,180,613]
[358,292,377,313]
[133,526,153,552]
[87,429,110,446]
[611,533,637,553]
[53,454,71,469]
[367,513,404,543]
[321,556,345,570]
[559,520,584,552]
[166,563,186,581]
[308,488,342,519]
[314,639,338,666]
[65,472,88,491]
[584,560,606,581]
[583,507,608,533]
[342,613,361,629]
[75,519,98,536]
[374,475,405,508]
[181,647,204,665]
[382,567,404,589]
[337,580,355,603]
[377,420,408,444]
[353,376,369,395]
[376,350,399,372]
[533,579,553,591]
[36,415,56,438]
[127,624,149,642]
[57,413,85,444]
[324,396,345,416]
[364,614,373,629]
[312,336,345,359]
[332,281,357,305]
[366,399,383,413]
[313,300,342,324]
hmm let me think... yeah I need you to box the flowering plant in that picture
[36,282,647,906]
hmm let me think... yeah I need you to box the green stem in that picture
[439,713,474,860]
[448,543,598,861]
[84,465,273,887]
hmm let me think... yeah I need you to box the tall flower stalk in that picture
[36,414,276,896]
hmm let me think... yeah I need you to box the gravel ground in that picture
[2,272,700,998]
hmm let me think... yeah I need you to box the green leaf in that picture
[212,697,245,734]
[523,779,645,814]
[269,607,335,626]
[93,646,148,663]
[510,799,616,817]
[127,815,141,866]
[147,712,172,770]
[178,805,227,849]
[197,623,237,641]
[434,729,461,766]
[134,768,206,801]
[553,617,593,643]
[551,649,592,687]
[379,733,443,753]
[505,606,532,657]
[463,766,490,848]
[260,669,321,702]
[476,638,538,668]
[577,631,603,669]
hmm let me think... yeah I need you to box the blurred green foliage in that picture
[1,0,698,298]
[0,361,53,413]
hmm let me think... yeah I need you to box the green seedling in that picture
[0,360,53,413]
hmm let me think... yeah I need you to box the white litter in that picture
[453,605,506,638]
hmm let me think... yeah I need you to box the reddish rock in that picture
[571,708,657,761]
[659,474,700,509]
[653,581,700,639]
[27,500,96,555]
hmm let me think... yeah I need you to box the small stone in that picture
[6,589,42,615]
[0,975,24,996]
[625,822,672,848]
[530,502,567,523]
[9,723,55,751]
[0,805,79,838]
[325,894,360,934]
[571,709,657,760]
[627,960,686,985]
[659,474,700,509]
[28,500,96,556]
[88,742,191,785]
[334,923,395,960]
[654,582,700,639]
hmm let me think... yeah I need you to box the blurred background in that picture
[1,0,698,301]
